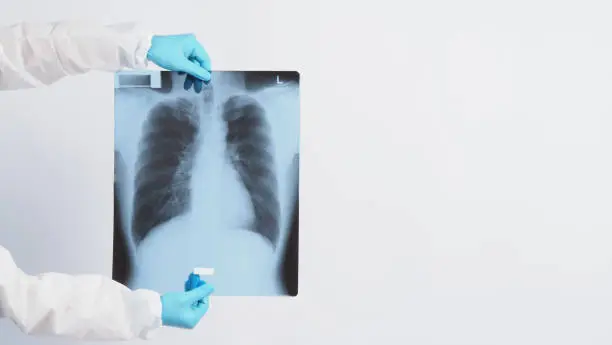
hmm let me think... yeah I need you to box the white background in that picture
[1,0,612,344]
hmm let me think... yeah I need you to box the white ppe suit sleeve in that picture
[0,21,152,90]
[0,245,163,340]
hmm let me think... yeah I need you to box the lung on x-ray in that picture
[112,71,299,296]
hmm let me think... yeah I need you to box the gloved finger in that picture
[182,58,200,91]
[191,42,212,71]
[196,295,208,306]
[193,298,211,318]
[196,58,211,86]
[188,274,204,291]
[185,283,214,303]
[193,55,211,74]
[194,78,203,93]
[185,273,200,291]
[189,60,203,93]
[184,75,194,91]
[194,277,205,288]
[180,61,212,82]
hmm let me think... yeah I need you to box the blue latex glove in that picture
[146,34,212,93]
[160,282,214,329]
[185,273,208,307]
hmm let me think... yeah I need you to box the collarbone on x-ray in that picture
[113,71,300,296]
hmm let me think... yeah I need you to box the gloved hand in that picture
[185,273,208,307]
[146,34,212,93]
[160,283,214,329]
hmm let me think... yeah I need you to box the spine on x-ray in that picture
[223,95,281,248]
[131,98,200,245]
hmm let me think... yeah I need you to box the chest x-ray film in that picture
[112,71,299,296]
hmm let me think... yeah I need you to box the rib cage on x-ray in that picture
[223,95,281,247]
[114,71,300,296]
[131,98,200,244]
[132,95,281,248]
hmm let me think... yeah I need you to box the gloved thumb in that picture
[185,283,214,303]
[181,61,212,82]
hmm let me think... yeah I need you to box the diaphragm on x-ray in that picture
[113,71,299,296]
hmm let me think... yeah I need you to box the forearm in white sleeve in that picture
[0,21,152,90]
[0,245,163,340]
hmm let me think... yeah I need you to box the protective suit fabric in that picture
[0,245,163,340]
[0,21,152,90]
